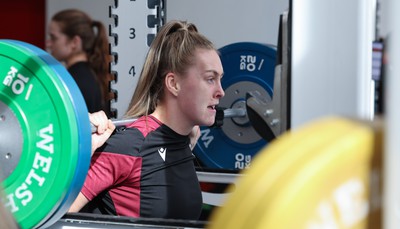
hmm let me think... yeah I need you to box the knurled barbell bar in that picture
[91,107,248,133]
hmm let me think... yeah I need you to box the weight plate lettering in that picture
[194,42,277,170]
[3,40,93,228]
[0,40,91,228]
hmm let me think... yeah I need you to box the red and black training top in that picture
[80,115,203,220]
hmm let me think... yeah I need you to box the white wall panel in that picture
[166,0,288,49]
[291,0,375,128]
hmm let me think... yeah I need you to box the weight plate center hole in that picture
[0,101,23,181]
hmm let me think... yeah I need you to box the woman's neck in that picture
[151,105,193,136]
[66,52,87,68]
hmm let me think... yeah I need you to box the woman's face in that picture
[176,48,225,127]
[46,21,74,63]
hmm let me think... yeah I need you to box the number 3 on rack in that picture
[129,28,136,39]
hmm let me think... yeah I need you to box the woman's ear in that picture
[70,35,83,51]
[165,72,180,96]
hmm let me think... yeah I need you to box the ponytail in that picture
[125,20,215,118]
[52,9,113,115]
[89,20,113,105]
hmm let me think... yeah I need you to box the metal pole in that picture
[384,0,400,228]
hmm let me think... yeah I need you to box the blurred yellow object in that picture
[209,116,382,229]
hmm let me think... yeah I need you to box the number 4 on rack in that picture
[129,66,136,77]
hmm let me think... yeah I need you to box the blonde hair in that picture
[125,20,216,118]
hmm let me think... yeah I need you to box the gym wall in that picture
[0,0,46,49]
[166,0,289,49]
[44,0,380,127]
[46,0,288,48]
[45,0,112,34]
[46,0,288,119]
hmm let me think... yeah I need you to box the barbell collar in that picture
[223,108,247,118]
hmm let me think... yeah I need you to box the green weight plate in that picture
[0,40,89,228]
[3,40,92,228]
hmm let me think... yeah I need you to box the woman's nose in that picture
[216,82,225,99]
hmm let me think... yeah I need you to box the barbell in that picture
[90,107,247,133]
[0,39,283,228]
[2,39,378,229]
[97,41,285,171]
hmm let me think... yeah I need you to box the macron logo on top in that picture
[158,147,167,161]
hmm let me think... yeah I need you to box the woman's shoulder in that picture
[125,115,162,137]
